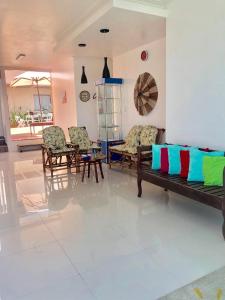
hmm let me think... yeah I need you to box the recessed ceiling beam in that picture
[54,0,168,53]
[54,1,113,52]
[113,0,168,17]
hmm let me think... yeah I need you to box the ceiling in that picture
[73,7,166,58]
[0,0,171,70]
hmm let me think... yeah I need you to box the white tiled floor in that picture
[0,151,225,300]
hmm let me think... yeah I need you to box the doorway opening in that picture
[5,70,53,142]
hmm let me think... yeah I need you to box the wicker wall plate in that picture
[134,72,158,116]
[80,90,90,102]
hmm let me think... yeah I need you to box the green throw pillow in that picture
[203,156,225,186]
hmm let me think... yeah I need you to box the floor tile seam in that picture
[0,240,58,258]
[55,238,97,299]
[38,215,62,244]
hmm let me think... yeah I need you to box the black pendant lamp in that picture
[102,57,110,78]
[81,66,88,84]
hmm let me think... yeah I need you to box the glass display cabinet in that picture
[95,78,123,162]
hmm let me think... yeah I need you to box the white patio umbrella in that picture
[10,71,51,120]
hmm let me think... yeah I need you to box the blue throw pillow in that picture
[168,145,190,175]
[152,144,166,170]
[188,148,224,182]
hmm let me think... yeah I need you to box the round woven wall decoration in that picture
[134,72,158,116]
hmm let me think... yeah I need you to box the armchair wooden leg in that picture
[88,163,91,178]
[66,155,72,173]
[94,162,99,183]
[42,148,46,173]
[99,161,104,179]
[49,155,53,178]
[128,156,132,169]
[82,161,86,182]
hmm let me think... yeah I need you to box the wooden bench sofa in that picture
[137,145,225,239]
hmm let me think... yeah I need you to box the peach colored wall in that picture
[7,86,51,112]
[51,56,77,138]
[113,38,166,137]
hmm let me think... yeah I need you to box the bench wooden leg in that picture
[223,205,225,240]
[137,176,142,198]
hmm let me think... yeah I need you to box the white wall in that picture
[166,0,225,150]
[113,38,166,137]
[74,57,112,141]
[51,56,77,138]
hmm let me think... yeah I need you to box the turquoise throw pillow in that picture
[152,144,166,170]
[188,148,224,182]
[168,145,190,175]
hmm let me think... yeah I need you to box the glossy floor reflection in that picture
[0,151,225,300]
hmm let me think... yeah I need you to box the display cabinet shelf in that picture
[95,78,123,163]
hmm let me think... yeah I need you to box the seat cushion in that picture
[42,126,66,150]
[51,146,77,154]
[68,127,92,151]
[118,125,143,154]
[140,125,158,146]
[110,144,126,152]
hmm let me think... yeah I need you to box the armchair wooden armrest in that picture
[66,143,79,150]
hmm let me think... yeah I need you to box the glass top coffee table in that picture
[81,154,106,183]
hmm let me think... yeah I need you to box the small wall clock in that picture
[80,90,90,102]
[141,50,149,61]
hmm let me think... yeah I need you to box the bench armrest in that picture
[137,146,153,170]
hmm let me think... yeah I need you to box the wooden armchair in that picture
[109,125,165,169]
[68,126,101,172]
[41,126,78,177]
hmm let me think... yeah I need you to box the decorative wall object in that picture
[81,66,88,84]
[134,72,158,116]
[141,50,148,61]
[62,91,67,104]
[102,57,110,78]
[80,90,90,102]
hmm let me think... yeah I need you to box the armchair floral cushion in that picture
[42,126,66,150]
[140,125,158,146]
[110,125,143,154]
[68,127,92,151]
